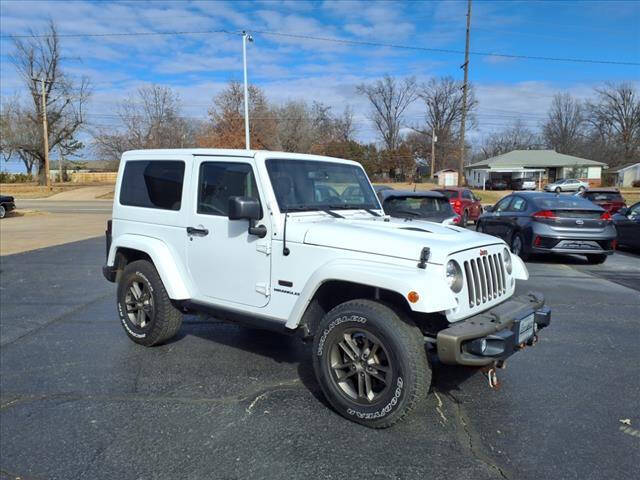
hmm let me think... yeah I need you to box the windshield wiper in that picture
[320,208,344,218]
[364,208,381,217]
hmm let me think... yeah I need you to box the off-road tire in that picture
[312,299,430,428]
[586,254,607,264]
[117,260,183,346]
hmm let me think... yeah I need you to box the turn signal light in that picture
[407,291,420,303]
[534,235,542,246]
[600,211,612,221]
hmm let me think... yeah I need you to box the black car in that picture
[0,195,16,218]
[476,191,616,264]
[613,201,640,249]
[486,178,509,190]
[378,189,460,224]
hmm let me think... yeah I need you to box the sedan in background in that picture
[576,188,626,214]
[613,202,640,249]
[544,178,589,193]
[485,178,509,190]
[512,178,537,190]
[432,187,483,226]
[378,190,460,225]
[476,192,616,264]
[0,195,16,218]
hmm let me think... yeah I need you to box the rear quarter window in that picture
[120,160,185,210]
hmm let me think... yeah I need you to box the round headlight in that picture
[503,247,513,274]
[446,260,464,293]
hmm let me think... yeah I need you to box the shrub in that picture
[0,172,34,183]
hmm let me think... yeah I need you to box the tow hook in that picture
[482,365,501,390]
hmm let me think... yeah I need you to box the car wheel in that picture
[312,299,430,429]
[511,232,530,261]
[117,260,183,346]
[476,221,484,233]
[0,205,5,219]
[578,186,586,192]
[555,187,561,193]
[586,254,607,264]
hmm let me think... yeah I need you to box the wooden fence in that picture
[70,172,118,183]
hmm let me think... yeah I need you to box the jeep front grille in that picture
[463,253,506,307]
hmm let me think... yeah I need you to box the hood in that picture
[284,215,504,265]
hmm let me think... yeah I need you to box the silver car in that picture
[544,178,589,193]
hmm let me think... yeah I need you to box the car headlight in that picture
[446,260,463,293]
[503,247,512,274]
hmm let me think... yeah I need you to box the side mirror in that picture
[228,196,261,220]
[484,205,494,212]
[617,207,629,216]
[228,196,266,238]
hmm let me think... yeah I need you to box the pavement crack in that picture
[443,391,511,480]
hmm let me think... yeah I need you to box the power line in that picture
[1,28,638,66]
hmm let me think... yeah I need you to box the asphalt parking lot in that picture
[1,238,639,480]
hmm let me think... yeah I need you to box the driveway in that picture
[1,239,638,480]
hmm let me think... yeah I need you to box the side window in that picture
[197,162,260,217]
[494,197,512,212]
[462,190,473,200]
[120,160,185,210]
[510,197,527,212]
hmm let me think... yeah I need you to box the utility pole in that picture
[430,129,437,179]
[458,0,472,187]
[242,31,253,150]
[40,77,51,187]
[58,145,63,183]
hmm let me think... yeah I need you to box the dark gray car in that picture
[476,192,616,264]
[378,190,459,224]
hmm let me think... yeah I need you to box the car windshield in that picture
[384,196,453,216]
[266,159,379,212]
[437,190,457,199]
[535,195,600,210]
[585,192,623,202]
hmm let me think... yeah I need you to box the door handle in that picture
[187,226,209,236]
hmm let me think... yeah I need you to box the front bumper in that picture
[437,291,550,366]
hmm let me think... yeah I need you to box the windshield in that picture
[584,192,623,202]
[436,190,457,199]
[384,196,453,216]
[266,159,380,212]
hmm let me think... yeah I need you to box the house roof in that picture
[607,162,640,173]
[466,150,607,170]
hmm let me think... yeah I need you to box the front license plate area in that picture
[517,313,535,344]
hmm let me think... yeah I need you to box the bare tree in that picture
[10,21,90,184]
[357,75,418,151]
[586,82,640,164]
[481,120,541,158]
[0,99,40,175]
[94,85,197,163]
[415,76,477,169]
[543,93,586,155]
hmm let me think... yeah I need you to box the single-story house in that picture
[433,168,458,186]
[465,150,606,190]
[607,162,640,187]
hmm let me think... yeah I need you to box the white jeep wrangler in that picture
[103,149,550,428]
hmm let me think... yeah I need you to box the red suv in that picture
[432,187,483,226]
[578,188,626,214]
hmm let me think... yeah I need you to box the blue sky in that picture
[1,0,639,170]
